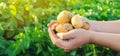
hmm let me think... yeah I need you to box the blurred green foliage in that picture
[0,0,120,56]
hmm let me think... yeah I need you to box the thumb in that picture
[57,32,74,40]
[47,20,58,28]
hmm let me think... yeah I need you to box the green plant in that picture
[0,0,120,56]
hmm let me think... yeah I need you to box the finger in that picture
[50,20,58,23]
[47,23,50,28]
[48,28,58,44]
[62,38,79,50]
[67,38,83,50]
[56,31,75,40]
[50,20,58,26]
[56,39,71,49]
[48,20,58,27]
[48,28,77,50]
[57,38,77,50]
[48,28,66,49]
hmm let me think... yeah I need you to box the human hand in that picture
[48,20,71,51]
[48,20,92,51]
[56,28,91,51]
[47,20,58,30]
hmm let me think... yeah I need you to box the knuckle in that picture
[53,41,57,45]
[59,34,65,39]
[61,34,66,39]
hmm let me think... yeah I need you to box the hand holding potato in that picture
[48,21,91,51]
[48,10,91,51]
[48,10,120,52]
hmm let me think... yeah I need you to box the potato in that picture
[52,11,90,33]
[57,10,73,23]
[71,15,84,28]
[55,23,73,33]
[82,22,90,30]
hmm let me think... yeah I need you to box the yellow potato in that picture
[57,10,73,23]
[82,22,90,30]
[71,15,84,28]
[55,23,73,33]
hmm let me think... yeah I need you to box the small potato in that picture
[55,23,73,33]
[57,10,73,23]
[82,22,90,30]
[71,15,84,28]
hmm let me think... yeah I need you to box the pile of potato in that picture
[52,10,90,33]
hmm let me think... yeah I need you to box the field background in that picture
[0,0,120,56]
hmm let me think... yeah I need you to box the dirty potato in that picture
[55,23,73,33]
[57,10,73,23]
[71,15,84,28]
[82,22,90,30]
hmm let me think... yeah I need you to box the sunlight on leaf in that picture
[0,2,6,7]
[9,4,16,15]
[24,4,30,11]
[31,14,38,23]
[20,32,23,36]
[0,0,120,56]
[34,26,38,32]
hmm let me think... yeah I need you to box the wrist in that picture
[88,30,96,44]
[84,30,93,44]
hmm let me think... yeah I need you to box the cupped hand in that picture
[48,20,92,52]
[56,28,91,51]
